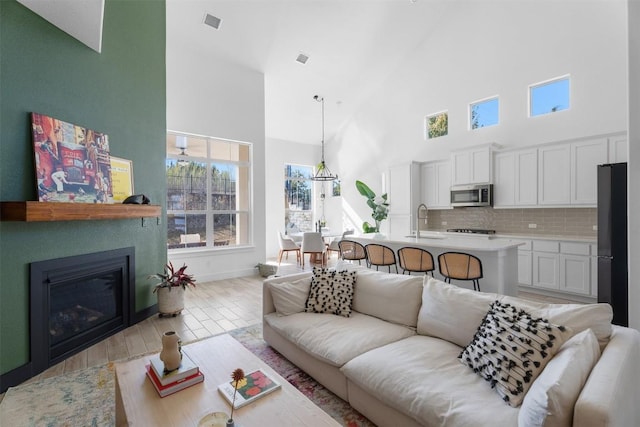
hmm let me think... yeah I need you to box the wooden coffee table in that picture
[115,334,340,426]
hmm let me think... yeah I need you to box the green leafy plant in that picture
[149,262,196,292]
[355,180,389,233]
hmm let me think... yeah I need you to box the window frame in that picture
[528,75,571,118]
[424,110,449,140]
[167,131,253,252]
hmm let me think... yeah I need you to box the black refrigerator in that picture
[597,162,628,326]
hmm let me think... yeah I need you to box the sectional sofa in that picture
[262,263,640,427]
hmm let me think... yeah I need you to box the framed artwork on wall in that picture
[31,113,113,203]
[110,156,134,202]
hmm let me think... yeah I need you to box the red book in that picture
[146,364,204,397]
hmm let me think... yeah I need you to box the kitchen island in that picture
[349,233,525,296]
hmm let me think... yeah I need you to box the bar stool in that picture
[338,240,367,265]
[365,243,398,273]
[397,247,435,276]
[437,252,483,291]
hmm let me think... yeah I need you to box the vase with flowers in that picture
[149,262,196,317]
[227,368,246,427]
[355,180,389,235]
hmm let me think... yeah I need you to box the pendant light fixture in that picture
[311,95,338,181]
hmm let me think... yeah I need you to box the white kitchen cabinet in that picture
[533,252,560,290]
[493,149,537,207]
[560,254,591,295]
[570,139,608,205]
[387,162,421,234]
[517,240,533,285]
[608,135,627,163]
[451,145,493,185]
[538,145,571,205]
[590,243,598,297]
[421,160,451,210]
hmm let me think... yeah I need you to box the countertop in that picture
[421,230,596,243]
[351,232,525,252]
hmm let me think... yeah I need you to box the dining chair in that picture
[397,247,435,276]
[437,251,483,291]
[277,231,301,265]
[365,243,398,273]
[327,230,354,258]
[301,232,327,268]
[338,240,367,265]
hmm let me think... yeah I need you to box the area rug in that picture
[0,325,375,427]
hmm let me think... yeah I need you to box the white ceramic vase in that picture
[159,331,182,372]
[157,286,185,315]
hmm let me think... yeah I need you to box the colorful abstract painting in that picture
[31,113,113,203]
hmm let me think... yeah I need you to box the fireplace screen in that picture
[49,273,121,347]
[30,247,134,375]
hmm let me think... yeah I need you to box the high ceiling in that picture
[166,0,453,145]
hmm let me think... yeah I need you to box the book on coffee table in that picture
[146,364,204,397]
[148,352,199,386]
[218,369,281,409]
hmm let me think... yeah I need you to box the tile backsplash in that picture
[427,207,597,238]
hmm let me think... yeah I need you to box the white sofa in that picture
[262,265,640,427]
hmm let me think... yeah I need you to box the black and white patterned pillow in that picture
[304,267,356,317]
[459,301,572,407]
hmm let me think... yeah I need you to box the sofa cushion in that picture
[500,296,613,350]
[305,267,356,317]
[459,301,572,407]
[264,311,415,367]
[518,328,601,427]
[269,277,311,316]
[341,335,519,426]
[417,277,499,347]
[351,269,424,327]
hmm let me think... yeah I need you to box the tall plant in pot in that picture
[149,262,196,317]
[355,180,389,234]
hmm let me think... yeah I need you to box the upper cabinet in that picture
[451,145,495,185]
[421,160,451,210]
[494,134,618,208]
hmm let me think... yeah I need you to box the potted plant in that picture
[149,262,196,317]
[355,180,389,234]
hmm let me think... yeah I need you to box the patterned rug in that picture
[0,324,375,427]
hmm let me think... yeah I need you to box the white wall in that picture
[628,0,639,330]
[166,42,266,281]
[328,0,627,227]
[264,138,319,258]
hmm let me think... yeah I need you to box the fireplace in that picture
[30,247,135,375]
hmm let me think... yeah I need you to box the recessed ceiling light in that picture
[296,53,309,65]
[203,13,222,30]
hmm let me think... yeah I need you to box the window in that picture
[166,132,252,250]
[425,111,448,139]
[470,96,499,129]
[529,75,570,117]
[284,164,313,231]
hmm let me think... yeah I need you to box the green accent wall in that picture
[0,0,167,375]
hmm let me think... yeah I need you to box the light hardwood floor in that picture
[15,253,577,388]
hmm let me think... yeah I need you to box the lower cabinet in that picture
[519,239,595,298]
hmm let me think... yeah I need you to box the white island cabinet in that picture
[349,233,524,296]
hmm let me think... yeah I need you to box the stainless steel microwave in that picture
[450,184,493,207]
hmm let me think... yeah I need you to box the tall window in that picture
[284,164,313,231]
[167,132,252,250]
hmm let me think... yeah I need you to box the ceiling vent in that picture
[203,13,222,29]
[296,53,309,65]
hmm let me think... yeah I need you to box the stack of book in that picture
[145,352,204,397]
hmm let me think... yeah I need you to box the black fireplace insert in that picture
[30,247,135,375]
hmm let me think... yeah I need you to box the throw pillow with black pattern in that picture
[459,300,572,407]
[305,267,356,317]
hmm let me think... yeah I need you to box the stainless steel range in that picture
[446,228,496,235]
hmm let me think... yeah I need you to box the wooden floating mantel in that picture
[0,201,161,222]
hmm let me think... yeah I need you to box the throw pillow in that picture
[518,328,601,427]
[269,278,311,316]
[459,301,572,407]
[305,267,356,317]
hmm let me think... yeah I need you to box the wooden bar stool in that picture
[365,243,398,273]
[397,247,435,276]
[437,251,483,291]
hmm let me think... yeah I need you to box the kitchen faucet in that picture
[416,203,428,238]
